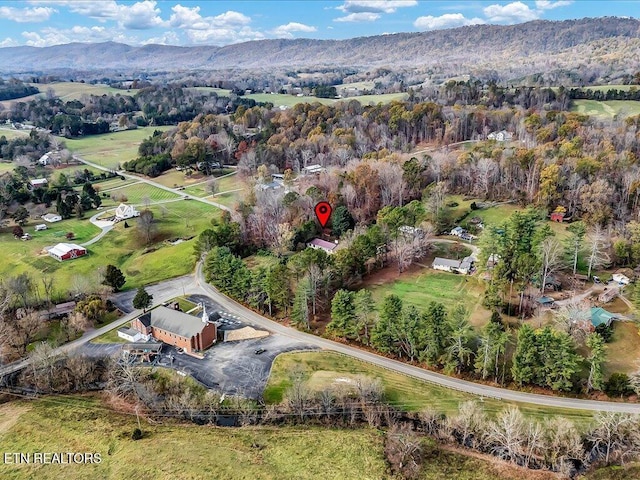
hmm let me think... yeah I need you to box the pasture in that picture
[570,99,640,119]
[0,200,220,294]
[0,127,30,140]
[0,82,137,108]
[99,182,181,207]
[244,92,409,108]
[63,126,175,170]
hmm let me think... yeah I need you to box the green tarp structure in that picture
[590,307,617,328]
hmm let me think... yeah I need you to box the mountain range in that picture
[0,17,639,79]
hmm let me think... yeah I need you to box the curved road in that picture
[192,262,640,414]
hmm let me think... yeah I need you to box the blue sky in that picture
[0,1,638,48]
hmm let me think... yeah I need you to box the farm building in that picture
[432,256,474,275]
[590,307,617,329]
[41,213,62,223]
[131,305,218,355]
[307,238,338,254]
[47,243,87,262]
[550,211,566,222]
[30,178,48,188]
[114,203,140,221]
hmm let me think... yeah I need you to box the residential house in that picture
[450,226,465,237]
[432,256,474,275]
[114,203,140,221]
[256,181,283,191]
[302,164,325,175]
[41,213,62,223]
[398,225,425,237]
[38,153,51,166]
[307,238,338,254]
[590,307,617,329]
[47,243,87,262]
[131,305,218,355]
[612,273,631,285]
[487,130,513,142]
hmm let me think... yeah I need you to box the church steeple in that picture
[201,303,208,323]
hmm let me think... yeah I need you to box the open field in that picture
[0,200,219,294]
[0,82,137,109]
[0,162,14,173]
[0,127,30,140]
[571,99,640,119]
[604,321,640,375]
[63,126,175,170]
[186,86,233,96]
[334,81,376,92]
[581,84,640,92]
[365,267,489,327]
[99,182,181,207]
[244,92,408,108]
[265,352,593,423]
[183,173,243,198]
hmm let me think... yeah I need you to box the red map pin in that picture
[314,201,332,228]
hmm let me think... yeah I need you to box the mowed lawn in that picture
[367,268,488,326]
[244,92,408,108]
[0,200,220,294]
[99,182,181,207]
[571,99,640,119]
[265,352,594,423]
[63,126,175,170]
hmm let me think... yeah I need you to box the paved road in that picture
[192,261,640,414]
[4,259,640,412]
[72,154,231,212]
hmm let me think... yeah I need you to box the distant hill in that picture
[0,17,639,81]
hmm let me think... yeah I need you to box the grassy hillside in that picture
[571,99,640,119]
[0,395,598,480]
[63,126,175,170]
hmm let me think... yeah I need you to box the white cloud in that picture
[337,1,417,14]
[334,12,381,22]
[535,0,573,9]
[414,13,485,30]
[142,31,181,45]
[30,1,163,29]
[0,38,20,48]
[271,22,317,38]
[483,2,540,23]
[21,25,120,47]
[166,5,259,45]
[0,6,55,23]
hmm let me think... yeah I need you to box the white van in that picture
[35,224,47,231]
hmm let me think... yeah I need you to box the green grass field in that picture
[571,99,640,119]
[581,84,640,92]
[0,200,219,294]
[100,182,181,207]
[366,269,488,326]
[0,82,138,109]
[186,86,233,96]
[0,127,30,140]
[244,92,408,108]
[63,127,175,170]
[265,352,593,423]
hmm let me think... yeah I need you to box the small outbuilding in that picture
[30,178,48,188]
[612,273,631,285]
[590,307,617,329]
[42,213,62,223]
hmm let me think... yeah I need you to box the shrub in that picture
[605,373,632,397]
[131,428,143,440]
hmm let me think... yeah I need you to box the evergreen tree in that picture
[132,286,152,312]
[421,302,449,366]
[586,333,606,392]
[327,289,356,338]
[511,324,539,386]
[444,306,474,374]
[371,294,402,353]
[331,205,355,237]
[354,289,376,345]
[291,277,311,329]
[103,264,126,292]
[264,263,291,316]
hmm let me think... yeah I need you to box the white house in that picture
[612,273,631,285]
[307,238,338,254]
[450,226,465,237]
[38,153,50,166]
[302,164,325,175]
[432,256,474,275]
[487,130,514,142]
[41,213,62,223]
[114,203,140,221]
[30,178,48,188]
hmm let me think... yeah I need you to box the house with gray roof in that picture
[432,256,474,275]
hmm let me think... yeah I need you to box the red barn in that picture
[47,243,87,262]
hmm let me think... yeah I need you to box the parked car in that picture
[254,348,266,355]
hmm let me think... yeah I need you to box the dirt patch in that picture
[357,262,425,288]
[0,403,31,434]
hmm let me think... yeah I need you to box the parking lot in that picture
[81,293,319,399]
